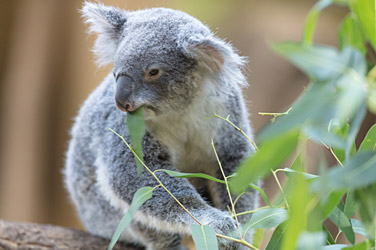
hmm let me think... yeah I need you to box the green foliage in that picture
[126,107,145,176]
[109,0,376,249]
[108,186,154,250]
[190,224,219,250]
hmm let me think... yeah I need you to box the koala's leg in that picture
[97,132,239,249]
[133,223,186,250]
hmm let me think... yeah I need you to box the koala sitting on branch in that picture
[65,2,259,250]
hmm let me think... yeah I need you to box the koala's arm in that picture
[98,126,237,237]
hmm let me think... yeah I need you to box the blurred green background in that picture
[1,0,372,244]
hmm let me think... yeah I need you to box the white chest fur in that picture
[145,83,228,175]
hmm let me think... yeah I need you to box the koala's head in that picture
[82,2,245,116]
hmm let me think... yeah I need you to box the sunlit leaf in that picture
[108,186,154,250]
[338,14,366,54]
[230,129,299,194]
[358,124,376,152]
[282,173,309,250]
[191,224,218,250]
[126,107,145,176]
[350,0,376,50]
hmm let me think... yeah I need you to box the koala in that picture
[64,2,259,250]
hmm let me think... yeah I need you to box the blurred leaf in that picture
[303,0,332,45]
[358,124,376,152]
[326,152,376,190]
[342,241,371,250]
[321,245,349,250]
[323,225,336,245]
[282,168,319,181]
[354,184,376,240]
[350,218,369,237]
[190,224,218,250]
[328,206,355,244]
[108,186,154,250]
[282,173,309,250]
[230,129,299,194]
[321,191,345,219]
[338,14,366,54]
[350,0,376,50]
[253,229,263,249]
[344,191,356,218]
[258,84,335,141]
[303,126,346,149]
[265,222,287,250]
[291,151,304,171]
[335,75,367,127]
[270,43,366,82]
[126,107,145,176]
[160,169,225,183]
[243,208,288,230]
[250,184,272,207]
[296,231,326,250]
[329,122,352,163]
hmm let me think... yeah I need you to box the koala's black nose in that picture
[115,75,139,112]
[116,98,138,112]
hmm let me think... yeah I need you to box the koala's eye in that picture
[148,69,159,76]
[145,67,163,82]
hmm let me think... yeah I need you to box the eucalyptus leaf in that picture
[326,152,376,190]
[344,190,356,218]
[230,129,299,194]
[303,0,332,45]
[338,14,366,54]
[359,124,376,152]
[159,169,225,183]
[282,173,309,250]
[126,107,145,176]
[108,186,154,250]
[328,206,355,244]
[190,224,218,250]
[296,231,326,250]
[243,208,288,231]
[265,222,287,250]
[281,168,319,181]
[350,0,376,50]
[350,218,369,237]
[321,245,348,250]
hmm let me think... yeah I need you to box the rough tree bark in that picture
[0,220,143,250]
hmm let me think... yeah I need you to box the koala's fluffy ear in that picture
[81,2,127,66]
[180,34,244,74]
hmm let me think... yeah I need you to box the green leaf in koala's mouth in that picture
[126,107,146,176]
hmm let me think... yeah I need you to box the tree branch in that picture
[0,220,142,250]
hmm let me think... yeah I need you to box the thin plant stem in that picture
[110,129,255,249]
[334,231,342,243]
[212,113,259,151]
[211,139,242,238]
[235,206,274,217]
[110,129,201,225]
[271,169,290,212]
[216,234,259,250]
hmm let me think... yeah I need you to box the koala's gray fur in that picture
[64,2,259,250]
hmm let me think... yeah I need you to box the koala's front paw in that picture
[206,211,243,250]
